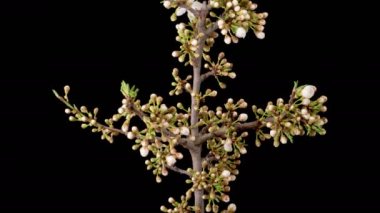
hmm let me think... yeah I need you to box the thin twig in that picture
[195,118,274,145]
[200,71,215,82]
[166,165,190,176]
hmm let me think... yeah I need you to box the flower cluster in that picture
[253,82,328,147]
[203,52,236,88]
[54,84,192,183]
[213,0,268,44]
[167,0,268,68]
[170,67,193,96]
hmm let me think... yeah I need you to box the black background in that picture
[1,0,380,211]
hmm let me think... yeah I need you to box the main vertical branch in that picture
[190,4,208,213]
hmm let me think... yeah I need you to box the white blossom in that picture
[224,140,233,152]
[224,36,231,44]
[235,27,247,38]
[163,0,171,9]
[228,203,237,212]
[221,170,231,177]
[166,155,177,166]
[127,131,135,140]
[270,129,277,137]
[176,7,187,16]
[301,85,317,99]
[175,1,205,21]
[140,146,149,157]
[238,113,248,122]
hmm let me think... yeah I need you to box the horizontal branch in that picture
[200,71,214,82]
[166,165,190,176]
[195,118,273,145]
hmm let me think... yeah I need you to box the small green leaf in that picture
[121,81,139,98]
[121,80,129,97]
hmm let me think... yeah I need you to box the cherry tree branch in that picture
[200,70,215,82]
[166,165,190,176]
[195,118,274,145]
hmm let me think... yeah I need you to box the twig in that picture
[195,118,274,145]
[166,165,190,176]
[200,71,215,82]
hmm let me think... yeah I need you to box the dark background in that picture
[1,0,380,211]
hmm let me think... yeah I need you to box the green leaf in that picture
[121,81,139,98]
[121,80,129,97]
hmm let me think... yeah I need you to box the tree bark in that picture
[190,146,203,212]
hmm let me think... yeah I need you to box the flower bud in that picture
[301,85,317,99]
[235,27,246,38]
[139,146,149,157]
[238,113,248,122]
[166,155,176,166]
[221,169,231,177]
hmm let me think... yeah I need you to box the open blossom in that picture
[176,0,204,20]
[235,27,247,38]
[301,85,317,99]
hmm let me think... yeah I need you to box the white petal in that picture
[191,1,204,10]
[176,7,187,16]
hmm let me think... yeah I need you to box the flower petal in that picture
[176,7,187,16]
